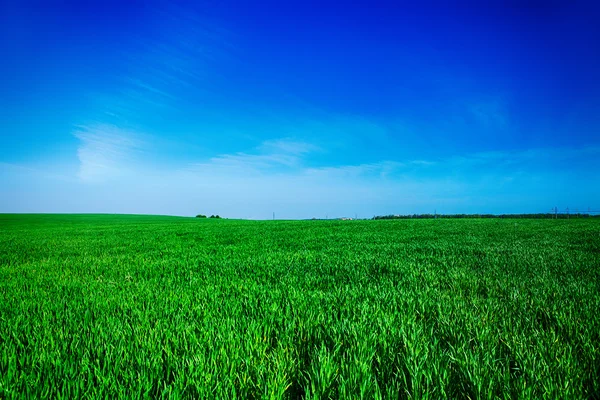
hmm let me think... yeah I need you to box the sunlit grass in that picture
[1,214,599,398]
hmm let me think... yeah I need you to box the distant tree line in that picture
[196,214,222,219]
[373,213,600,220]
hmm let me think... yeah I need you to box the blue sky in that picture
[1,0,599,218]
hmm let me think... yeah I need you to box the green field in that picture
[1,214,599,398]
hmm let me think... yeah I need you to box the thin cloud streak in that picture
[186,139,600,182]
[73,124,145,182]
[189,138,321,174]
[84,2,234,126]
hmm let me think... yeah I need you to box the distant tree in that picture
[209,215,221,219]
[195,214,207,218]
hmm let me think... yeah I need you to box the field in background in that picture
[1,214,599,398]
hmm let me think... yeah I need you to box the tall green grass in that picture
[1,214,599,398]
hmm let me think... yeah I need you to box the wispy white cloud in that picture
[206,153,300,170]
[73,124,145,182]
[124,78,179,101]
[304,161,404,179]
[83,2,234,123]
[189,138,320,175]
[259,138,320,155]
[186,138,600,186]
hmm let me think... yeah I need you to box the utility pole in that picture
[273,212,275,220]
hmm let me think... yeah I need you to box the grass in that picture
[1,214,599,398]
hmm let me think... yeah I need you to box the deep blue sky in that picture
[1,0,599,218]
